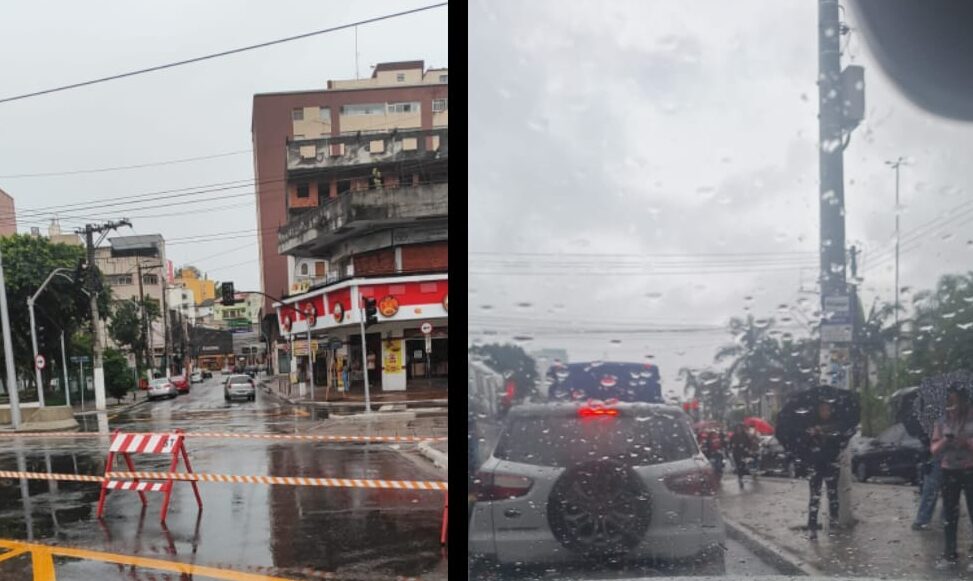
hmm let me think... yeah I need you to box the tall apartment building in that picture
[252,60,448,396]
[0,188,16,236]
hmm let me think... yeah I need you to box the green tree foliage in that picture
[906,273,973,379]
[0,235,110,394]
[468,343,539,400]
[103,348,133,403]
[108,296,160,379]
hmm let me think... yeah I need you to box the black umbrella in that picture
[775,385,861,462]
[913,370,973,439]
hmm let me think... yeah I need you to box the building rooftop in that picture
[371,60,425,78]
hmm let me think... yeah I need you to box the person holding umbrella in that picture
[730,423,757,489]
[930,384,973,569]
[804,401,854,539]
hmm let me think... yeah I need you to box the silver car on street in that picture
[224,374,256,402]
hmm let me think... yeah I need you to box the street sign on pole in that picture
[420,322,432,335]
[34,354,46,370]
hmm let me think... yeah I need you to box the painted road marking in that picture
[0,538,303,581]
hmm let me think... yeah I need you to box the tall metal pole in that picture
[60,330,70,408]
[307,325,315,400]
[359,297,371,414]
[887,158,903,394]
[137,259,150,377]
[162,277,172,377]
[0,248,22,428]
[28,298,45,407]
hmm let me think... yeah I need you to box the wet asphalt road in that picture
[0,376,447,580]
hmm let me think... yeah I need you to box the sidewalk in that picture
[719,474,973,578]
[71,390,151,416]
[258,376,448,414]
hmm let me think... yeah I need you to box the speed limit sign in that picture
[35,354,46,370]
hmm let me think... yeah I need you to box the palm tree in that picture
[855,299,900,435]
[715,315,781,417]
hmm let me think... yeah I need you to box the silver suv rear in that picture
[469,402,725,576]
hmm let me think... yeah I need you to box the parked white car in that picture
[190,371,203,384]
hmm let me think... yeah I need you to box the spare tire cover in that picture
[547,460,652,557]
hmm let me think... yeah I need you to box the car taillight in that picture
[473,471,533,501]
[578,407,618,418]
[664,467,719,496]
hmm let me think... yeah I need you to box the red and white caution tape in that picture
[0,431,445,443]
[106,471,449,490]
[0,470,448,491]
[0,470,104,483]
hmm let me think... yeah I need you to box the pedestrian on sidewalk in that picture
[730,423,755,489]
[931,385,973,570]
[913,432,944,531]
[805,401,851,540]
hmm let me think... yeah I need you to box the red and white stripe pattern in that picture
[106,480,166,492]
[0,470,447,491]
[106,471,449,490]
[109,433,179,454]
[0,431,447,443]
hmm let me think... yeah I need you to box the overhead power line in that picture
[0,150,251,179]
[0,3,448,104]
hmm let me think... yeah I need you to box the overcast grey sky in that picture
[0,1,447,291]
[469,0,973,397]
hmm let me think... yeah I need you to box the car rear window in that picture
[229,377,252,384]
[494,412,698,467]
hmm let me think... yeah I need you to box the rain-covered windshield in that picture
[470,1,973,579]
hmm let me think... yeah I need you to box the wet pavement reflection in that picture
[0,377,447,580]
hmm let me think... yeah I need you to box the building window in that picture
[292,108,304,121]
[143,274,159,285]
[296,184,310,199]
[315,261,326,277]
[439,74,448,83]
[300,263,309,276]
[293,134,305,140]
[432,98,448,112]
[396,73,405,82]
[340,103,385,116]
[387,102,419,114]
[108,275,133,286]
[319,107,330,121]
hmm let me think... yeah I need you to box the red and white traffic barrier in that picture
[96,429,202,523]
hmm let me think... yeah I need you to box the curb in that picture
[259,383,448,418]
[73,396,152,417]
[418,441,448,472]
[722,517,820,576]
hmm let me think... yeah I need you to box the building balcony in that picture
[286,128,447,174]
[277,183,448,258]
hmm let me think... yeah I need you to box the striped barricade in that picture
[96,429,202,523]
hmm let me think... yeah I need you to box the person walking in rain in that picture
[730,423,756,489]
[913,426,944,531]
[931,385,973,569]
[805,401,852,539]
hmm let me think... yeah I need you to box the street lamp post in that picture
[28,268,74,408]
[886,157,906,394]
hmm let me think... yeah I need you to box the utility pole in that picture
[886,157,905,395]
[162,277,172,377]
[0,247,22,428]
[817,0,863,528]
[78,219,131,411]
[136,259,150,378]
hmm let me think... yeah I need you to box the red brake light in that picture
[578,407,618,418]
[473,471,533,501]
[664,467,719,496]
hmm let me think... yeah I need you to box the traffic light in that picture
[221,282,236,306]
[363,297,378,327]
[74,258,87,284]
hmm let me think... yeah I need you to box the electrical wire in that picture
[0,3,449,104]
[0,150,251,179]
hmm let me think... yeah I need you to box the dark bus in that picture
[547,361,663,403]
